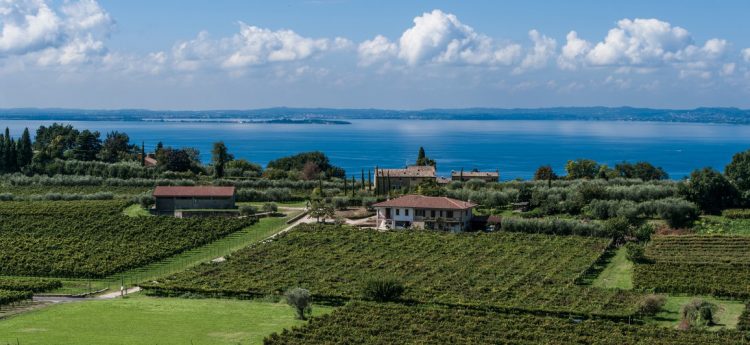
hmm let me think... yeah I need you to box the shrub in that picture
[655,199,700,228]
[239,205,257,216]
[284,287,312,320]
[625,243,647,263]
[332,197,349,210]
[362,278,406,302]
[634,223,654,242]
[262,203,278,213]
[679,299,719,330]
[638,294,666,315]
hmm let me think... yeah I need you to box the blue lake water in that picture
[3,119,750,180]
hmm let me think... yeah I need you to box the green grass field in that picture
[0,295,332,345]
[650,295,746,331]
[592,246,633,290]
[122,204,151,217]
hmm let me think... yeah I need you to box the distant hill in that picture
[1,107,749,124]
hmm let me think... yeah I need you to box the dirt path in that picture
[33,286,142,304]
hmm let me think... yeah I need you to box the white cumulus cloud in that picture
[0,0,113,66]
[742,48,750,63]
[360,9,521,67]
[357,35,397,66]
[172,22,340,71]
[557,31,590,70]
[514,29,556,73]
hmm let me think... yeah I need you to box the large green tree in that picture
[614,161,668,181]
[72,130,102,161]
[99,131,132,162]
[565,159,599,179]
[680,167,739,214]
[725,149,750,192]
[533,165,558,181]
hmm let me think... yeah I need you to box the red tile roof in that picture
[153,186,235,198]
[373,195,476,210]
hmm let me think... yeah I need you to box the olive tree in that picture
[284,287,312,320]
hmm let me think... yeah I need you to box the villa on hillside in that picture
[451,170,499,182]
[374,165,436,191]
[152,186,236,216]
[372,194,476,232]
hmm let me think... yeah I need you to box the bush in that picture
[262,203,278,213]
[239,205,257,216]
[680,299,719,330]
[655,199,700,228]
[332,197,349,210]
[625,242,647,263]
[284,287,312,320]
[638,294,666,315]
[362,278,406,302]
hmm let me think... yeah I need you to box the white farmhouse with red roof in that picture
[372,194,476,232]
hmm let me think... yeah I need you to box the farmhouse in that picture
[152,186,236,215]
[373,194,476,232]
[451,170,499,182]
[374,165,436,191]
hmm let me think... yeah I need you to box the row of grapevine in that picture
[264,302,750,345]
[0,200,256,278]
[144,224,644,317]
[634,236,750,298]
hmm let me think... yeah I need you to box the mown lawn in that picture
[649,295,746,331]
[592,246,633,290]
[0,295,332,345]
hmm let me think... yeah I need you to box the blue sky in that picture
[2,0,750,110]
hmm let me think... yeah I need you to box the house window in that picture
[405,209,409,216]
[447,211,454,218]
[396,209,400,216]
[416,209,424,217]
[431,210,435,217]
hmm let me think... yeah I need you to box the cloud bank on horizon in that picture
[1,1,749,109]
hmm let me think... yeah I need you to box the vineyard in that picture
[146,224,644,317]
[634,236,750,297]
[263,302,750,345]
[0,277,61,307]
[0,201,255,278]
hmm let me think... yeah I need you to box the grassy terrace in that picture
[0,294,332,345]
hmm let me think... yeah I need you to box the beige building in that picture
[373,194,476,232]
[374,165,436,192]
[451,170,499,182]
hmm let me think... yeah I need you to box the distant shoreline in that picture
[1,106,749,124]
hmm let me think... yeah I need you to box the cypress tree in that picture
[343,177,348,195]
[0,132,5,173]
[368,170,372,192]
[141,141,146,166]
[351,176,355,197]
[3,128,12,172]
[17,128,33,169]
[361,169,365,191]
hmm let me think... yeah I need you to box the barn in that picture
[152,186,236,215]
